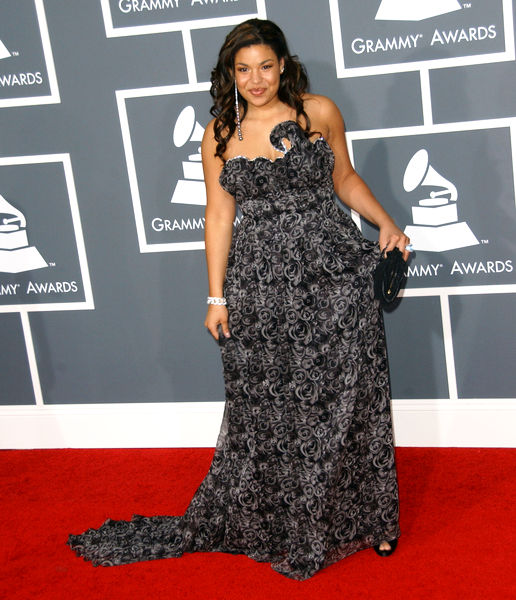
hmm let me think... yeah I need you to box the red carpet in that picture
[1,447,515,599]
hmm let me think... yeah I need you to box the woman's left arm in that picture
[321,97,410,260]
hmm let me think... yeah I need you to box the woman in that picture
[68,18,409,581]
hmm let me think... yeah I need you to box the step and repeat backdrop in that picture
[1,0,515,447]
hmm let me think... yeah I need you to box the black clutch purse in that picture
[373,247,407,307]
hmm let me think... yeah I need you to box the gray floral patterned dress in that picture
[67,120,400,581]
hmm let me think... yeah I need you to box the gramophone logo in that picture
[0,39,10,60]
[403,149,479,252]
[0,193,48,273]
[375,0,462,22]
[171,105,206,207]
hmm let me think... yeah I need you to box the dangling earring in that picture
[234,79,243,141]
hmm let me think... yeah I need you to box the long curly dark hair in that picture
[209,19,312,161]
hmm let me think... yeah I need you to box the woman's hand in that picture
[205,305,230,341]
[379,222,411,261]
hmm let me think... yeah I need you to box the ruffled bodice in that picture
[220,121,335,219]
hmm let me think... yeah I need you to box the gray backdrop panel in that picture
[450,294,516,398]
[0,313,35,405]
[383,297,449,400]
[432,62,516,124]
[0,0,515,411]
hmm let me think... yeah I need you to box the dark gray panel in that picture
[265,0,334,79]
[0,313,35,405]
[320,72,423,132]
[192,25,233,84]
[432,61,516,124]
[383,297,449,399]
[450,294,516,398]
[31,250,226,404]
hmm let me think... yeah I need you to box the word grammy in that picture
[0,72,43,87]
[352,34,422,54]
[152,217,205,231]
[351,25,497,54]
[152,215,241,232]
[118,0,234,12]
[408,264,443,277]
[0,283,21,295]
[119,0,179,12]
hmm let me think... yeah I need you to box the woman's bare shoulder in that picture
[202,117,216,141]
[201,118,227,171]
[302,94,343,135]
[201,118,217,154]
[303,93,339,114]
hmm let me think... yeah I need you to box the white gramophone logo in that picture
[0,39,11,60]
[0,193,48,273]
[171,106,206,206]
[403,149,479,252]
[376,0,462,21]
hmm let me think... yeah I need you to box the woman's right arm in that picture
[201,120,236,340]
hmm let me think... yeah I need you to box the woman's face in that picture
[234,44,284,109]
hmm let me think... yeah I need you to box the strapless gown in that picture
[67,120,400,581]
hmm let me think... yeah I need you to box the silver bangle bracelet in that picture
[207,296,227,305]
